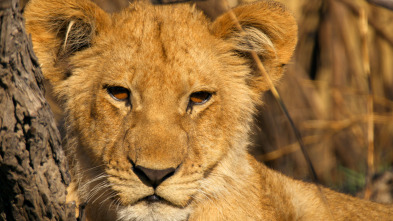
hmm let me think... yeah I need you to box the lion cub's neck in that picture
[189,149,264,220]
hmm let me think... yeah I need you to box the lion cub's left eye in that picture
[107,86,130,101]
[189,91,212,105]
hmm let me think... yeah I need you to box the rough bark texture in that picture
[0,0,75,220]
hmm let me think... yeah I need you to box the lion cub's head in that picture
[25,0,297,220]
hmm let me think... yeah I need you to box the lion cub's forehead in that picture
[95,3,223,92]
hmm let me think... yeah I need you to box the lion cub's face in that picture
[25,0,297,220]
[68,7,251,219]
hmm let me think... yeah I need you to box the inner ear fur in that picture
[25,0,110,85]
[211,0,298,91]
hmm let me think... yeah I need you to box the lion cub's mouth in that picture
[139,193,176,206]
[143,194,163,203]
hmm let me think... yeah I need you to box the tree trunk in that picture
[0,0,75,220]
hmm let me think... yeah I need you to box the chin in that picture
[117,201,191,221]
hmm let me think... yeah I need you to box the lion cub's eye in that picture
[189,91,212,105]
[107,86,130,101]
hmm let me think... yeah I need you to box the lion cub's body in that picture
[25,0,392,220]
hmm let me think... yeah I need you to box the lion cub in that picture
[25,0,392,220]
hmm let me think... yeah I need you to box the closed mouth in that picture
[138,194,186,209]
[143,194,163,203]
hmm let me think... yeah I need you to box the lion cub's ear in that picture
[211,1,298,92]
[25,0,110,85]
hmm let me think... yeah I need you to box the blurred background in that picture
[21,0,393,203]
[251,0,393,203]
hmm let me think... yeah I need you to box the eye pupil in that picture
[189,91,212,105]
[107,86,130,101]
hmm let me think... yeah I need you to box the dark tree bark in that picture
[0,0,75,220]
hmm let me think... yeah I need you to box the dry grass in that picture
[252,0,393,196]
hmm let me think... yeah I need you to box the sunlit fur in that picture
[25,0,392,220]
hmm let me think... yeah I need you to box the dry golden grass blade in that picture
[359,6,374,200]
[260,133,335,162]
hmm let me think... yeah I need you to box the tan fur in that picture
[25,0,392,220]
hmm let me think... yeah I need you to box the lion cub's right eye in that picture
[107,86,130,101]
[189,91,212,105]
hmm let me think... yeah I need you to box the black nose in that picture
[133,165,176,188]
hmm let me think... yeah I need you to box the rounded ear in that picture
[25,0,110,85]
[211,0,298,91]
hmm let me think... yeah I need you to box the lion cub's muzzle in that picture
[115,107,194,206]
